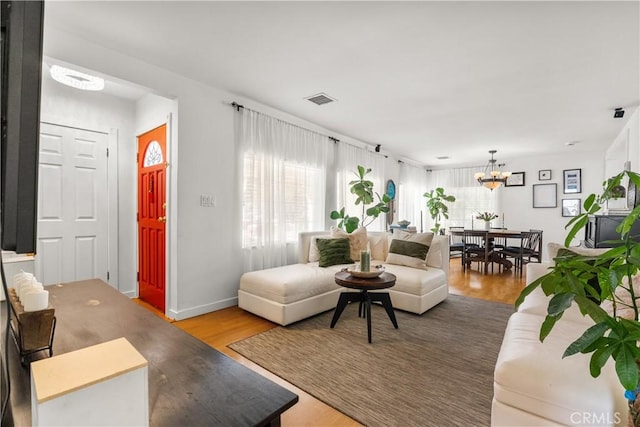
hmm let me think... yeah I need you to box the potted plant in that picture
[423,187,456,234]
[516,170,640,425]
[476,212,498,230]
[330,165,391,233]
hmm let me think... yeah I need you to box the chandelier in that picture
[474,150,511,190]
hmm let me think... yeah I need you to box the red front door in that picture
[137,125,167,312]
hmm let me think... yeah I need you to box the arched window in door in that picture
[143,140,163,167]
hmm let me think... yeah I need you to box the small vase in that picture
[484,221,491,231]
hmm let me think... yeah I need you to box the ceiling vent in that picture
[305,93,336,106]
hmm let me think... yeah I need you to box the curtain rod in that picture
[229,101,387,156]
[230,101,340,143]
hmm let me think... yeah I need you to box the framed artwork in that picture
[563,169,582,194]
[505,171,525,187]
[562,198,581,217]
[533,183,557,208]
[538,169,551,181]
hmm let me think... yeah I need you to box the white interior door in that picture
[35,123,108,285]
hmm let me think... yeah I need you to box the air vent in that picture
[305,93,336,106]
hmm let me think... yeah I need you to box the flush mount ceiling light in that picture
[50,65,105,91]
[474,150,511,191]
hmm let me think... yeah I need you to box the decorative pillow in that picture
[368,234,389,261]
[330,226,368,261]
[385,231,434,270]
[316,238,354,268]
[554,246,612,305]
[547,242,607,260]
[601,274,640,319]
[308,235,331,262]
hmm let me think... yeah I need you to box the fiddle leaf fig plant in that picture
[516,170,640,423]
[330,165,391,233]
[423,187,456,234]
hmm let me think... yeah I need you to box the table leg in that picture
[330,293,351,328]
[330,292,361,328]
[370,293,398,329]
[365,292,372,343]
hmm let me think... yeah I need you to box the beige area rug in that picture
[229,294,514,427]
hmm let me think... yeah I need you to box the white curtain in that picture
[335,143,386,231]
[236,108,332,272]
[398,162,428,231]
[427,166,502,231]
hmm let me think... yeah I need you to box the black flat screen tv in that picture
[0,0,44,254]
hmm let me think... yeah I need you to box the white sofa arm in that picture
[520,261,593,326]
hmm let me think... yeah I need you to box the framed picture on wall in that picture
[562,198,581,217]
[538,169,551,180]
[505,171,525,187]
[533,183,557,208]
[563,169,582,194]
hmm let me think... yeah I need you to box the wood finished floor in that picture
[134,257,526,427]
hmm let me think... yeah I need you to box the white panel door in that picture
[35,123,108,285]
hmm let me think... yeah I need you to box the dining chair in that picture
[448,227,465,258]
[501,230,543,276]
[462,230,492,274]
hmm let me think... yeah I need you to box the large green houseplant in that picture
[330,165,391,233]
[516,170,640,425]
[423,187,456,234]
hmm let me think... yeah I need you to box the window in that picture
[428,167,500,230]
[143,141,163,167]
[242,155,324,248]
[235,108,331,271]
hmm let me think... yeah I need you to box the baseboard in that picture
[168,296,238,321]
[121,290,137,298]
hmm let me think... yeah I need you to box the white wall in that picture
[499,151,605,259]
[44,27,388,320]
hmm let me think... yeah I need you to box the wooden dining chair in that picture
[501,230,543,276]
[462,230,492,274]
[448,227,465,258]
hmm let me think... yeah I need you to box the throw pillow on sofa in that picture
[308,235,331,262]
[317,238,354,267]
[330,226,367,261]
[555,246,613,304]
[386,231,433,270]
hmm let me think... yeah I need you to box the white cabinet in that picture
[30,337,148,426]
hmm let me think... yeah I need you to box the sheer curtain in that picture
[398,162,427,231]
[236,108,332,272]
[335,143,386,231]
[427,166,502,231]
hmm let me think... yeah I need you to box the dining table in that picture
[450,228,525,271]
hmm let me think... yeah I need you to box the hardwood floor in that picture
[135,257,526,427]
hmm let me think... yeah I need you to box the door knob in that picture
[158,216,166,223]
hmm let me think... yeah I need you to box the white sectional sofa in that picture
[492,261,627,426]
[238,231,449,325]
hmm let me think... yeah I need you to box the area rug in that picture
[228,294,514,427]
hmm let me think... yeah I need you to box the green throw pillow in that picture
[317,238,354,268]
[386,239,430,270]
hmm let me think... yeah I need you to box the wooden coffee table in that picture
[330,270,398,343]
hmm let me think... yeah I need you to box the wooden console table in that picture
[3,279,298,426]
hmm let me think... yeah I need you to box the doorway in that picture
[137,124,167,311]
[36,123,108,285]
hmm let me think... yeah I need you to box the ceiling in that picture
[43,1,640,167]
